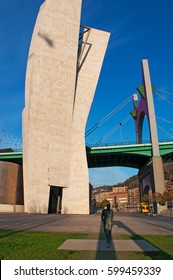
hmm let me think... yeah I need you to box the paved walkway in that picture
[0,212,172,234]
[58,239,158,251]
[0,212,172,258]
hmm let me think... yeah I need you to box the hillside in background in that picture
[93,162,173,192]
[93,174,139,192]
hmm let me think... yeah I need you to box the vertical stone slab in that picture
[62,28,110,214]
[152,157,165,194]
[23,0,82,213]
[142,59,165,209]
[142,60,160,156]
[23,0,110,214]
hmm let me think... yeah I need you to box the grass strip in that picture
[0,230,172,260]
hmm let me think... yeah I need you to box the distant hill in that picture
[92,162,173,192]
[92,185,113,192]
[93,174,139,192]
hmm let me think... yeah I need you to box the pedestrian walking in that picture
[101,203,113,247]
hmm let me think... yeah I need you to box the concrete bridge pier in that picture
[152,156,166,213]
[152,157,165,194]
[138,157,165,214]
[137,60,165,213]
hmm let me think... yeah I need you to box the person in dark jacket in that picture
[101,203,113,247]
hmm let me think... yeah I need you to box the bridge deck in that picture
[0,142,173,169]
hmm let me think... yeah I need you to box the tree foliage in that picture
[154,189,173,206]
[96,199,109,209]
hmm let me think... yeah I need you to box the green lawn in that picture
[0,230,173,260]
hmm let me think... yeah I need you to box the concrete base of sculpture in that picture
[0,204,24,213]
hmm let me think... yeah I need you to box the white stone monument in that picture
[22,0,110,214]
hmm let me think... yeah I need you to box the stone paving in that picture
[58,239,158,251]
[0,211,172,234]
[0,211,172,259]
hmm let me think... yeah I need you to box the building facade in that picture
[127,187,140,208]
[0,161,24,212]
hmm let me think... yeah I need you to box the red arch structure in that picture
[131,84,156,144]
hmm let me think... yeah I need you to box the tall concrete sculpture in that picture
[131,60,165,213]
[22,0,110,214]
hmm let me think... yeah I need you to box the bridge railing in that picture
[86,138,173,148]
[0,148,22,153]
[0,138,173,152]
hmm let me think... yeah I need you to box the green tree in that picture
[155,192,166,206]
[100,199,109,208]
[164,189,173,204]
[142,194,149,203]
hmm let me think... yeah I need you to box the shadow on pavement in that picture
[0,213,172,260]
[0,214,68,239]
[95,216,117,259]
[114,220,173,260]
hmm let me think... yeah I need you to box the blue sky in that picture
[1,0,173,187]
